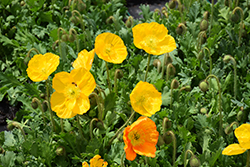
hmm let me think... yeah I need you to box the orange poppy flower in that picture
[94,32,128,64]
[82,155,108,167]
[132,22,176,55]
[130,81,162,117]
[73,49,95,70]
[123,116,159,161]
[50,67,96,119]
[26,53,60,82]
[222,123,250,155]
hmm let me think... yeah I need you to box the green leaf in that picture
[4,131,16,147]
[0,151,16,167]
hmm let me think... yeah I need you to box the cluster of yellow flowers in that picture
[26,22,177,165]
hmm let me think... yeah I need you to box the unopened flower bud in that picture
[200,32,207,44]
[161,7,167,13]
[70,16,79,24]
[171,79,179,89]
[20,1,25,6]
[0,147,4,154]
[224,125,234,135]
[165,54,173,65]
[31,98,38,109]
[167,63,176,76]
[184,85,192,91]
[237,110,243,121]
[106,16,114,24]
[40,93,46,99]
[200,19,209,31]
[190,155,201,167]
[42,101,48,111]
[77,1,86,12]
[169,0,176,9]
[199,80,209,92]
[115,69,124,79]
[198,50,204,61]
[203,11,210,20]
[163,133,173,144]
[200,107,207,114]
[61,33,68,42]
[157,135,165,146]
[162,117,172,129]
[176,23,187,35]
[153,59,161,73]
[125,16,134,28]
[162,10,168,18]
[230,12,240,23]
[68,34,75,42]
[56,146,65,156]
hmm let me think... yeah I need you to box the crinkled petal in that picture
[82,162,89,167]
[235,123,250,149]
[222,143,247,155]
[73,49,95,70]
[55,105,78,119]
[72,94,90,115]
[133,141,157,157]
[50,91,66,111]
[123,125,137,161]
[52,72,71,93]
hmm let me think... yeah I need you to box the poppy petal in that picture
[222,143,247,155]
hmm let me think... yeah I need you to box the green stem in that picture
[167,131,176,167]
[90,118,99,139]
[162,53,166,79]
[235,0,239,7]
[205,74,222,135]
[105,61,112,93]
[178,87,186,102]
[46,79,56,132]
[200,47,212,74]
[76,115,85,140]
[144,54,151,82]
[247,150,250,167]
[170,85,173,109]
[60,118,64,133]
[72,10,85,31]
[209,0,214,35]
[233,7,244,46]
[184,150,194,167]
[90,92,103,120]
[108,110,135,146]
[233,60,237,99]
[32,97,46,125]
[69,28,79,54]
[121,151,125,167]
[57,27,67,61]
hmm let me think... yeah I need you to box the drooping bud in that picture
[241,23,247,37]
[203,11,210,20]
[163,133,173,144]
[77,0,86,12]
[61,33,68,42]
[40,93,46,99]
[224,125,233,135]
[56,146,65,156]
[157,135,165,146]
[223,55,232,63]
[31,98,38,109]
[42,101,48,111]
[165,54,173,65]
[20,1,25,6]
[189,155,201,167]
[169,0,176,9]
[154,8,161,15]
[153,59,161,73]
[199,80,209,92]
[171,79,179,89]
[167,63,176,76]
[70,16,79,24]
[0,147,4,154]
[200,107,207,114]
[115,69,124,79]
[162,117,172,129]
[200,19,209,31]
[230,12,240,23]
[161,7,167,13]
[106,16,114,24]
[125,16,134,28]
[184,85,192,91]
[237,110,243,121]
[162,10,168,18]
[68,34,76,42]
[197,50,205,61]
[176,23,187,35]
[200,32,207,44]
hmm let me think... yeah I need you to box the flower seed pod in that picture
[199,80,209,92]
[200,19,209,31]
[125,16,134,28]
[203,11,210,20]
[176,23,187,35]
[171,79,179,89]
[189,155,201,167]
[200,107,207,114]
[106,16,114,24]
[169,0,176,9]
[56,146,65,156]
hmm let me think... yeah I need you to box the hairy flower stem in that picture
[167,130,176,167]
[170,85,174,109]
[60,119,64,133]
[90,92,104,120]
[57,27,67,61]
[32,97,46,125]
[233,7,244,46]
[209,0,214,35]
[162,53,167,79]
[144,54,151,82]
[224,55,237,99]
[69,28,79,53]
[235,0,239,7]
[108,110,135,146]
[177,87,186,102]
[90,118,99,139]
[200,47,212,74]
[9,121,26,140]
[71,10,85,31]
[247,150,250,167]
[76,115,85,140]
[205,74,222,135]
[184,150,194,167]
[25,48,40,65]
[105,61,112,93]
[121,151,126,167]
[46,79,56,132]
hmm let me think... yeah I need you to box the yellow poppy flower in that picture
[50,67,96,119]
[73,49,95,70]
[123,116,159,161]
[82,155,108,167]
[222,123,250,155]
[132,22,176,55]
[26,53,60,82]
[94,32,128,64]
[130,81,162,117]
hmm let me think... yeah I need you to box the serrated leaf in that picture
[4,131,16,147]
[1,151,16,167]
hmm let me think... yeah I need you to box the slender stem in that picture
[170,85,173,109]
[233,61,237,99]
[162,53,166,79]
[72,10,85,31]
[235,0,239,7]
[60,118,64,133]
[69,28,79,53]
[121,151,126,167]
[247,149,250,167]
[205,74,222,135]
[108,111,135,146]
[57,27,67,61]
[76,115,85,140]
[167,131,176,167]
[178,87,186,102]
[209,0,214,35]
[144,54,151,82]
[90,118,99,139]
[233,7,244,46]
[184,150,194,167]
[32,97,46,125]
[90,92,103,120]
[105,61,112,93]
[200,47,212,74]
[46,79,56,132]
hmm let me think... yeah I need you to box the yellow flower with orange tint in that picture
[123,116,159,161]
[50,67,96,119]
[130,81,162,117]
[82,155,108,167]
[73,49,95,70]
[26,53,59,82]
[94,32,128,64]
[132,22,176,55]
[222,123,250,155]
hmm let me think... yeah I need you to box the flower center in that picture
[65,82,81,99]
[145,36,157,50]
[128,130,145,146]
